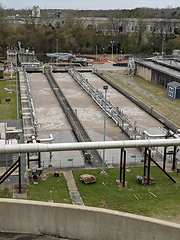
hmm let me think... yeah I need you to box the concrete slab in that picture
[63,171,84,206]
[13,183,27,199]
[63,171,77,191]
[70,191,84,205]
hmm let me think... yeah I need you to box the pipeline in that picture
[168,130,180,139]
[0,138,180,154]
[30,134,54,143]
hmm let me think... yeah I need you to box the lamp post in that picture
[162,38,165,58]
[56,39,58,63]
[101,86,108,174]
[96,45,97,64]
[111,40,114,62]
[0,99,11,170]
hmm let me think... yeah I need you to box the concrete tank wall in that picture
[151,69,180,88]
[136,62,180,88]
[136,64,151,81]
[0,199,180,240]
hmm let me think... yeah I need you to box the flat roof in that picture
[136,60,180,80]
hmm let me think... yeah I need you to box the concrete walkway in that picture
[63,171,84,206]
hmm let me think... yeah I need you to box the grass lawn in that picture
[0,74,20,120]
[73,167,180,223]
[0,185,13,198]
[0,167,180,223]
[26,172,72,204]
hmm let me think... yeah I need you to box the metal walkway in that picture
[19,69,36,142]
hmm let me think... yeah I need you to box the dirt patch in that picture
[100,199,109,208]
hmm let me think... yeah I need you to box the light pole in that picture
[56,39,58,63]
[101,85,108,174]
[0,99,11,170]
[96,45,97,64]
[111,40,114,62]
[162,38,165,58]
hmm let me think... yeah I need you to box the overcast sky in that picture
[1,0,180,10]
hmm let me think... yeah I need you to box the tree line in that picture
[1,6,180,57]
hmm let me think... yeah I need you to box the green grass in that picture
[26,173,72,204]
[0,74,20,120]
[0,186,13,198]
[73,167,180,222]
[1,167,180,223]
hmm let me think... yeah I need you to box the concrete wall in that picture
[136,62,180,88]
[0,199,180,240]
[151,69,180,88]
[136,64,151,82]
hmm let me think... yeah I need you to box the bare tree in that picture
[107,10,129,51]
[136,18,148,47]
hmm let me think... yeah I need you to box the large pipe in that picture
[0,139,180,154]
[37,133,53,143]
[168,130,180,139]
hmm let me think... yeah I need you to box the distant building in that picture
[172,50,180,56]
[7,42,35,66]
[5,9,180,34]
[32,6,40,18]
